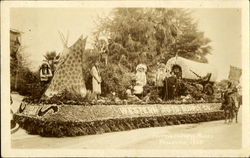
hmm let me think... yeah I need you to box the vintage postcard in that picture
[1,0,249,157]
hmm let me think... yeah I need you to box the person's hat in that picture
[158,63,166,71]
[136,64,147,72]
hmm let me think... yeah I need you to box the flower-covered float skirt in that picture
[14,102,224,137]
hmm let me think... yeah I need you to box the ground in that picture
[11,93,242,149]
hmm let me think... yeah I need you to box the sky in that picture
[10,8,241,81]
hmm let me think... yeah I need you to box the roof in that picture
[166,56,217,82]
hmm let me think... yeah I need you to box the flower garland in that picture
[14,111,224,137]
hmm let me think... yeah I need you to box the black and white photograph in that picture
[1,1,249,157]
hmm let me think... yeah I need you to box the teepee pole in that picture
[58,30,68,48]
[65,30,69,46]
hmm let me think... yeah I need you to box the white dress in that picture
[134,71,147,94]
[135,71,147,86]
[91,66,101,94]
[155,70,166,87]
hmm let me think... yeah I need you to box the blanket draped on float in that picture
[14,102,224,137]
[44,36,87,98]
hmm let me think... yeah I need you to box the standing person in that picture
[155,63,167,99]
[166,71,177,100]
[133,64,147,98]
[90,61,102,99]
[39,62,53,83]
[163,70,170,101]
[222,81,237,123]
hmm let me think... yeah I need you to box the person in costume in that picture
[164,71,177,100]
[133,64,147,98]
[155,63,167,99]
[90,61,102,99]
[99,37,109,66]
[126,85,141,103]
[39,61,53,83]
[221,81,238,123]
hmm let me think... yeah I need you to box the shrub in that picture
[100,63,131,99]
[12,67,48,98]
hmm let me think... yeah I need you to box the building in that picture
[10,29,22,55]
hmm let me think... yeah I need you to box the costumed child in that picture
[133,64,147,98]
[126,85,141,103]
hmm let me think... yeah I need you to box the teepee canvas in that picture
[44,34,87,98]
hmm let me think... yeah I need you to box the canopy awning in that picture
[166,56,217,82]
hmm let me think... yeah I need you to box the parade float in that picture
[13,35,225,137]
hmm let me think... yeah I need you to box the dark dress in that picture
[163,76,177,100]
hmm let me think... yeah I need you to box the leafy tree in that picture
[91,8,212,97]
[94,8,212,70]
[10,46,32,91]
[10,42,45,97]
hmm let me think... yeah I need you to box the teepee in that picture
[44,32,88,98]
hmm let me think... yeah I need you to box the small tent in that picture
[44,35,87,98]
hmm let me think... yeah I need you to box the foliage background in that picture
[92,8,212,98]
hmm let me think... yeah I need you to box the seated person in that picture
[126,85,141,103]
[39,62,53,83]
[133,84,144,98]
